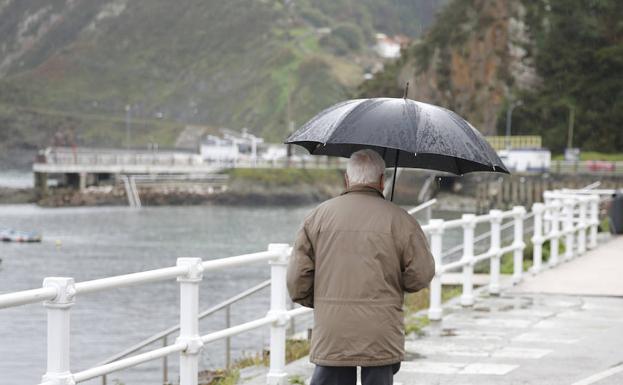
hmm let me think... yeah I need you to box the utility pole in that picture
[505,100,522,150]
[125,104,132,150]
[567,105,575,149]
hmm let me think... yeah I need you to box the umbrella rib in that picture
[323,100,367,145]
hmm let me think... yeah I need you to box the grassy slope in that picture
[0,0,443,159]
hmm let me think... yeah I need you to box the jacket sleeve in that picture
[287,220,315,308]
[401,216,436,293]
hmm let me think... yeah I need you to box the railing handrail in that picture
[439,211,535,260]
[407,198,437,215]
[97,279,271,366]
[0,251,281,310]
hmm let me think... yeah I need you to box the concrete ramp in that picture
[513,235,623,297]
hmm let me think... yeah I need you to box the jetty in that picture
[31,147,623,210]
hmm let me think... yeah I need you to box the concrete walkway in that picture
[514,235,623,296]
[244,236,623,385]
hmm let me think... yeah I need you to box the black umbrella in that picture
[285,95,509,200]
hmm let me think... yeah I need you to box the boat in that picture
[0,228,42,243]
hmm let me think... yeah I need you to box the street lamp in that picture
[505,100,523,150]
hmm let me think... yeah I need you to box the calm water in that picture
[0,204,315,385]
[0,170,33,188]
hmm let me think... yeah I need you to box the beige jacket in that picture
[287,184,435,367]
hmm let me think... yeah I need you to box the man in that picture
[287,149,435,385]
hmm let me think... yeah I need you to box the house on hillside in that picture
[375,33,410,59]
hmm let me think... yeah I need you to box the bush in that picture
[332,23,364,51]
[299,7,331,28]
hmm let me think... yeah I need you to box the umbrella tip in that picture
[403,82,409,99]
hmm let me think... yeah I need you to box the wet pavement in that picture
[244,237,623,385]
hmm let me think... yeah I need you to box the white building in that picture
[498,148,551,172]
[261,144,287,161]
[374,33,410,59]
[199,135,239,163]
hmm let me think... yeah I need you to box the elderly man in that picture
[287,149,435,385]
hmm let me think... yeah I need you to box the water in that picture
[0,204,314,385]
[0,170,33,188]
[0,192,465,385]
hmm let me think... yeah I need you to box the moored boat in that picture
[0,228,42,243]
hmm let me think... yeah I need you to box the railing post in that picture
[577,198,587,255]
[225,305,231,369]
[512,206,526,284]
[488,210,503,295]
[266,243,290,385]
[588,195,599,249]
[530,203,545,274]
[41,277,76,385]
[460,214,476,307]
[176,258,204,385]
[163,336,169,385]
[563,199,575,261]
[427,219,444,320]
[549,201,561,267]
[543,193,552,235]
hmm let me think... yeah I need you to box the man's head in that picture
[345,149,386,190]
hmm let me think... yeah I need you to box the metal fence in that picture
[423,189,604,321]
[0,189,610,385]
[38,147,345,170]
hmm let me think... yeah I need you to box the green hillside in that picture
[0,0,443,165]
[359,0,623,153]
[506,0,623,153]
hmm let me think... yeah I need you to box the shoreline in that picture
[0,186,479,213]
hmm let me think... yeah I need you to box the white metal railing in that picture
[39,147,345,170]
[0,245,312,385]
[0,190,611,384]
[98,279,273,385]
[422,189,604,321]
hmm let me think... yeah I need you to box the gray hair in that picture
[346,149,386,185]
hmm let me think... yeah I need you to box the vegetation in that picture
[501,0,623,153]
[205,338,310,385]
[552,152,623,161]
[361,0,623,153]
[226,168,343,187]
[403,285,462,336]
[0,0,444,163]
[405,315,430,337]
[289,375,306,385]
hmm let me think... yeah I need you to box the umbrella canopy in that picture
[285,97,509,175]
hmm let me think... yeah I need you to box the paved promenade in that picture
[245,236,623,385]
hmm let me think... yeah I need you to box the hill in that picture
[359,0,623,153]
[0,0,444,167]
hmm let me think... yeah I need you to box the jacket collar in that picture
[341,184,385,199]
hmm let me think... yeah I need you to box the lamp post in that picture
[505,100,523,150]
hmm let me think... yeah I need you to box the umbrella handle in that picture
[390,149,400,201]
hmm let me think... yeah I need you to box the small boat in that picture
[0,228,42,243]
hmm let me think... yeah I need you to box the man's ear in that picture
[380,174,385,190]
[344,173,349,188]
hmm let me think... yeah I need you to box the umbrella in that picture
[285,94,509,200]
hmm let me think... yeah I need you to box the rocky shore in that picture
[0,168,480,211]
[0,187,37,204]
[1,168,346,207]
